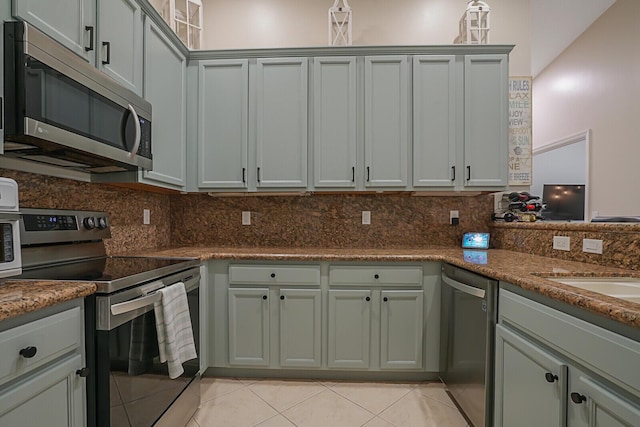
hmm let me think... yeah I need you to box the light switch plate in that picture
[553,236,570,251]
[362,211,371,225]
[242,211,251,226]
[583,238,603,254]
[143,209,150,225]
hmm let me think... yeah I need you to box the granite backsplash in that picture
[168,192,494,248]
[0,169,172,254]
[2,169,494,251]
[492,222,640,271]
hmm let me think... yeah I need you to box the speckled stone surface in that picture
[0,169,173,254]
[168,193,494,248]
[0,280,96,322]
[492,222,640,271]
[134,246,640,329]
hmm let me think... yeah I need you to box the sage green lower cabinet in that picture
[209,261,439,376]
[495,288,640,427]
[380,290,424,369]
[279,289,322,368]
[0,354,84,426]
[0,301,86,427]
[327,289,372,369]
[228,288,270,366]
[495,324,567,427]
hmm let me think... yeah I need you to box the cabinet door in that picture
[13,0,95,63]
[0,354,84,427]
[141,18,186,189]
[328,289,371,369]
[279,289,321,368]
[568,371,640,427]
[464,54,508,187]
[413,55,459,187]
[256,58,308,188]
[197,59,249,189]
[97,0,143,95]
[364,56,409,188]
[494,324,567,427]
[313,57,357,188]
[228,288,270,366]
[380,290,423,369]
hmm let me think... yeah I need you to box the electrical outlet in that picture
[553,236,570,251]
[242,211,251,226]
[143,209,150,225]
[450,210,459,226]
[583,238,603,254]
[362,211,371,225]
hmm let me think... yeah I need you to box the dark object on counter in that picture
[591,216,640,223]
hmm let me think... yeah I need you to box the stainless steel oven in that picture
[15,208,201,427]
[440,263,497,427]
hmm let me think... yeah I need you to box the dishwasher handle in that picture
[442,274,485,298]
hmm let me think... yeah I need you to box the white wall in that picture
[532,0,640,216]
[200,0,531,75]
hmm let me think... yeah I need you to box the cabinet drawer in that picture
[0,307,82,387]
[229,265,320,285]
[499,289,640,397]
[329,266,422,286]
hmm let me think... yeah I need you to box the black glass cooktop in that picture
[16,256,200,294]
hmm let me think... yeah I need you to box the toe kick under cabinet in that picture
[207,261,441,377]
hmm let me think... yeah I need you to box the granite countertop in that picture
[0,280,96,322]
[136,246,640,329]
[2,246,640,329]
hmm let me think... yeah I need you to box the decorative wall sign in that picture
[508,76,532,186]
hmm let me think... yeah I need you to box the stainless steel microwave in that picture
[3,21,152,173]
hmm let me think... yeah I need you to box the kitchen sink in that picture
[546,277,640,303]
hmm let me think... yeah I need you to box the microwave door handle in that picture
[127,104,141,158]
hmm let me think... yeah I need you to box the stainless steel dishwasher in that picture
[440,264,497,427]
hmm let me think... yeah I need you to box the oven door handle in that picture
[109,274,200,317]
[110,292,161,316]
[442,274,485,299]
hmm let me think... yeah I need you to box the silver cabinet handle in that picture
[127,104,141,158]
[442,274,485,298]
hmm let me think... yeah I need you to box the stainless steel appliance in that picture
[0,178,21,278]
[440,264,497,427]
[3,21,152,174]
[15,208,200,427]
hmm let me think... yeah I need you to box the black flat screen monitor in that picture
[542,184,585,221]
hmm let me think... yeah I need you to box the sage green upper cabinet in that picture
[12,0,95,63]
[412,55,459,188]
[12,0,143,96]
[364,56,409,188]
[97,0,143,95]
[313,57,357,188]
[256,58,308,188]
[141,17,186,189]
[197,59,249,189]
[463,54,508,187]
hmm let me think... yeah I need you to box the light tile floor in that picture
[187,377,470,427]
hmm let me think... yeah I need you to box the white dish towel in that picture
[153,282,197,379]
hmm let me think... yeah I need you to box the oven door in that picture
[92,271,200,427]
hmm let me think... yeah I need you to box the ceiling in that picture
[530,0,616,77]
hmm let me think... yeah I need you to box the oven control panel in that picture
[23,214,78,231]
[20,208,111,246]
